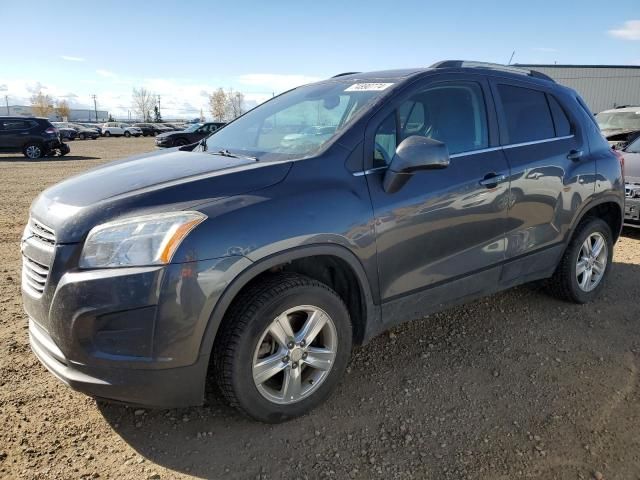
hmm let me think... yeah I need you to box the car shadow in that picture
[97,260,640,479]
[0,155,100,162]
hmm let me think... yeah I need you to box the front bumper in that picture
[624,196,640,228]
[22,234,251,407]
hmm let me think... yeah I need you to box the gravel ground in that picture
[1,137,640,480]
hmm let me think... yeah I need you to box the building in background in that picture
[516,64,640,113]
[3,105,109,122]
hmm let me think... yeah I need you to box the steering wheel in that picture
[374,142,392,165]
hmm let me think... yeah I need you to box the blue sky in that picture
[2,0,639,119]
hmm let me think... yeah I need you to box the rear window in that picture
[497,84,555,144]
[547,95,571,136]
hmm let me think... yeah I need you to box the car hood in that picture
[30,148,292,242]
[156,131,179,139]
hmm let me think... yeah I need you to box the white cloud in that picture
[96,69,116,78]
[531,47,557,52]
[61,55,85,62]
[0,84,7,92]
[238,73,321,92]
[609,20,640,40]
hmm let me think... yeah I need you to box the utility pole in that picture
[91,94,98,122]
[157,95,161,115]
[4,95,9,115]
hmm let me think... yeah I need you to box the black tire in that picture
[174,138,188,146]
[124,131,131,138]
[213,273,352,423]
[23,143,44,160]
[548,217,614,303]
[104,131,111,137]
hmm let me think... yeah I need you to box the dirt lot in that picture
[1,137,640,480]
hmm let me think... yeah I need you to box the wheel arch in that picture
[199,244,379,361]
[568,195,623,244]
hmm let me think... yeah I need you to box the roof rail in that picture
[430,60,555,83]
[331,72,361,78]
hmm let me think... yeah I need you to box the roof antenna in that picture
[508,51,515,65]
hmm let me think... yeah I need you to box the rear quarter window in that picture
[547,95,572,137]
[497,84,555,144]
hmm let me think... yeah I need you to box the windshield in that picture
[204,80,394,161]
[183,124,201,132]
[596,111,640,130]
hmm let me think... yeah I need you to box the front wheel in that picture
[214,273,352,423]
[124,131,131,138]
[548,217,613,303]
[174,138,188,146]
[104,131,111,137]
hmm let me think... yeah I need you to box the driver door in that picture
[364,75,511,313]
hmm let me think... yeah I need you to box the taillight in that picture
[44,127,57,134]
[612,148,624,177]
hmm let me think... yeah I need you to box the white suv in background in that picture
[101,122,143,137]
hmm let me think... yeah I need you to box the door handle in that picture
[479,173,506,188]
[567,149,583,161]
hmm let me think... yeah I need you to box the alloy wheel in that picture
[576,232,608,292]
[25,145,42,159]
[252,305,338,405]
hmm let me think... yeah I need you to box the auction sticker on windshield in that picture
[344,83,394,92]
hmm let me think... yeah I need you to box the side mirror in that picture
[382,136,450,193]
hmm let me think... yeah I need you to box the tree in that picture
[55,99,71,120]
[208,88,227,122]
[108,113,115,122]
[226,88,245,119]
[132,87,156,122]
[154,104,162,123]
[30,91,54,117]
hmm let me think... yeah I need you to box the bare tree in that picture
[30,91,54,117]
[55,99,71,120]
[208,88,227,121]
[226,88,245,119]
[132,87,156,121]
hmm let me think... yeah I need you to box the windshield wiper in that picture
[214,149,258,161]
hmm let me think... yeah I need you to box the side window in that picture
[497,84,555,143]
[373,82,489,166]
[547,94,571,137]
[2,120,28,130]
[373,112,397,167]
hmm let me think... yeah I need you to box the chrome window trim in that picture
[353,135,575,176]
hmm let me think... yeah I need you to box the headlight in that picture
[79,211,206,268]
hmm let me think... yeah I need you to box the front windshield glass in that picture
[596,111,640,130]
[204,80,395,161]
[184,124,200,132]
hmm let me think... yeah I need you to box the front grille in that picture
[22,254,50,296]
[28,218,56,245]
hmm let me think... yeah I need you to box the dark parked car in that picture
[0,117,69,159]
[155,122,225,147]
[79,123,103,135]
[23,61,624,423]
[53,123,78,141]
[133,123,161,136]
[57,122,100,140]
[622,136,640,228]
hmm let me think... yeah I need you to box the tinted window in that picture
[627,136,640,154]
[2,120,29,130]
[547,95,571,136]
[498,84,555,143]
[373,82,489,166]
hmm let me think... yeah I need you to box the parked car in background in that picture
[595,106,640,150]
[132,123,162,136]
[162,123,186,131]
[23,62,624,423]
[55,122,100,140]
[101,122,143,137]
[152,123,173,134]
[0,116,69,159]
[622,136,640,228]
[52,123,78,141]
[155,122,224,147]
[78,123,103,135]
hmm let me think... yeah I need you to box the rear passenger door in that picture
[0,119,28,150]
[490,80,595,262]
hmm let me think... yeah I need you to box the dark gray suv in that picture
[22,61,624,422]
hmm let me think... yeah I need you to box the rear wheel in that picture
[23,143,43,160]
[104,131,111,137]
[214,273,352,423]
[548,217,613,303]
[124,131,131,138]
[79,133,85,140]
